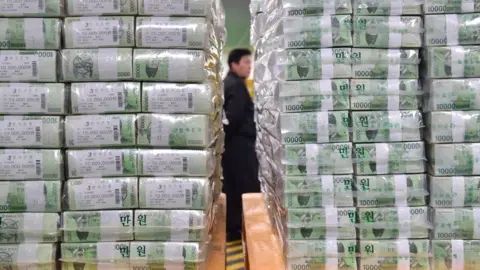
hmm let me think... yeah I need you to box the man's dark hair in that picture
[228,48,251,69]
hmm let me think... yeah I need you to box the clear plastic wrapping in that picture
[70,82,141,114]
[0,181,61,212]
[424,46,480,78]
[425,111,480,143]
[0,213,60,243]
[61,242,130,268]
[425,14,480,46]
[432,208,480,240]
[353,0,423,15]
[0,50,57,82]
[0,0,64,17]
[429,175,480,207]
[431,240,480,270]
[0,149,63,180]
[427,143,480,176]
[63,16,135,48]
[423,79,480,111]
[0,18,62,50]
[67,148,137,178]
[60,48,133,82]
[354,174,428,207]
[0,83,66,115]
[65,0,137,15]
[65,114,136,148]
[63,177,138,211]
[0,243,57,269]
[0,116,63,148]
[62,210,134,242]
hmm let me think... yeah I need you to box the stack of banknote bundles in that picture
[424,1,480,269]
[254,1,359,269]
[351,1,429,269]
[0,0,65,268]
[250,0,266,47]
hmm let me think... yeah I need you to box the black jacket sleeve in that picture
[224,80,249,133]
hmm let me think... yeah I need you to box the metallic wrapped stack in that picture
[0,1,64,269]
[424,2,480,268]
[254,1,357,269]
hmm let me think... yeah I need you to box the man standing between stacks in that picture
[223,48,260,241]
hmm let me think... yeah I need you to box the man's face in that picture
[232,55,252,78]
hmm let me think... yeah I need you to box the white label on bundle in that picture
[143,153,190,175]
[167,50,188,82]
[0,119,42,146]
[446,14,459,46]
[388,17,402,48]
[473,144,480,175]
[148,86,195,113]
[397,207,411,238]
[394,175,408,206]
[23,213,45,241]
[319,80,332,94]
[396,240,410,270]
[98,48,118,80]
[323,1,334,15]
[324,207,338,238]
[24,19,45,49]
[73,0,121,15]
[74,151,123,176]
[25,181,46,211]
[388,111,402,141]
[0,53,39,81]
[305,144,319,175]
[316,112,329,143]
[171,211,190,241]
[144,0,189,14]
[320,49,333,78]
[150,116,171,146]
[142,18,187,47]
[451,240,465,270]
[0,152,42,179]
[451,47,465,77]
[390,0,403,15]
[0,85,47,113]
[0,0,46,14]
[164,243,185,269]
[320,16,333,47]
[452,111,466,142]
[71,117,121,146]
[73,19,121,47]
[17,244,39,263]
[388,95,400,110]
[451,176,465,207]
[474,208,480,239]
[101,211,127,240]
[77,84,125,113]
[375,143,389,174]
[462,0,475,12]
[97,242,117,262]
[321,175,334,206]
[388,65,401,79]
[145,179,193,208]
[74,179,123,209]
[387,80,400,95]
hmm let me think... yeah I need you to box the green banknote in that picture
[427,143,480,176]
[426,14,480,46]
[0,18,60,49]
[282,175,354,208]
[60,48,133,82]
[61,242,130,269]
[432,240,480,270]
[287,208,357,240]
[351,111,423,142]
[136,17,208,48]
[424,79,480,111]
[0,149,63,180]
[66,0,137,15]
[433,208,480,240]
[355,174,428,207]
[130,242,206,265]
[134,49,206,82]
[351,49,420,79]
[137,114,210,148]
[67,149,138,178]
[430,176,480,207]
[425,0,480,14]
[64,16,135,48]
[65,114,136,148]
[425,111,480,143]
[354,142,425,175]
[0,0,63,17]
[71,82,140,114]
[359,257,430,270]
[139,177,211,210]
[280,111,350,144]
[350,79,421,110]
[0,83,66,115]
[358,207,430,239]
[0,116,63,148]
[0,213,59,243]
[272,15,353,48]
[65,177,138,211]
[0,243,56,269]
[0,50,57,82]
[0,181,61,212]
[284,143,353,175]
[138,149,211,177]
[278,79,350,112]
[138,0,210,16]
[353,16,423,48]
[142,83,213,114]
[286,239,357,257]
[135,210,207,241]
[360,239,431,257]
[425,46,480,78]
[62,210,133,242]
[286,257,357,270]
[353,0,422,15]
[267,0,353,16]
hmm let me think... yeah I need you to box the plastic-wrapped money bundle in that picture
[424,46,480,78]
[427,143,480,176]
[432,240,480,270]
[430,176,480,207]
[425,14,480,46]
[0,0,64,17]
[0,243,57,269]
[432,208,480,240]
[0,18,62,49]
[353,0,422,15]
[424,79,480,111]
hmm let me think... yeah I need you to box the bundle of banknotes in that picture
[433,208,480,240]
[425,111,480,143]
[424,46,480,78]
[424,79,480,111]
[432,240,480,270]
[425,14,480,46]
[427,143,480,176]
[351,49,420,79]
[430,176,480,207]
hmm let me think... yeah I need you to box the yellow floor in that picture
[226,240,245,270]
